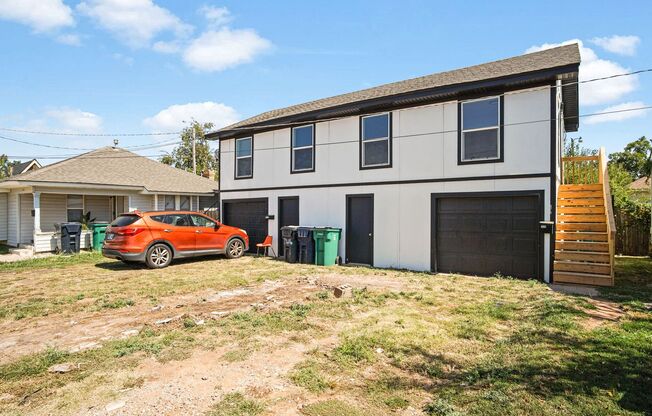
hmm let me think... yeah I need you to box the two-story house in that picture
[208,44,616,286]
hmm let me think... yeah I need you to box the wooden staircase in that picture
[553,148,616,286]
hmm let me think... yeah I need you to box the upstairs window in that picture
[361,113,391,168]
[235,137,253,179]
[460,97,502,163]
[291,125,315,173]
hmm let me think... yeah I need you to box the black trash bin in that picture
[297,227,315,264]
[60,222,82,254]
[281,226,299,263]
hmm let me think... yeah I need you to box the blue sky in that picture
[0,0,650,164]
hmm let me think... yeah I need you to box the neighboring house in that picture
[628,176,650,202]
[208,44,603,284]
[0,147,218,252]
[10,159,42,176]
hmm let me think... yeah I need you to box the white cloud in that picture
[77,0,192,48]
[152,40,181,54]
[0,0,74,32]
[143,102,240,132]
[45,108,103,133]
[56,33,81,46]
[526,39,638,106]
[183,28,271,72]
[591,35,640,56]
[200,5,232,27]
[112,53,134,66]
[584,101,649,125]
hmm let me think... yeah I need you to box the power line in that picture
[0,134,182,151]
[218,104,652,153]
[0,67,651,138]
[0,127,181,137]
[216,67,652,133]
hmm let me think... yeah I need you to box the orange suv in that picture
[102,211,249,268]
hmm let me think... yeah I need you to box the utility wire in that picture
[218,104,652,154]
[1,67,651,138]
[0,134,182,151]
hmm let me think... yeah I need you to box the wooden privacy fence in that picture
[614,208,650,256]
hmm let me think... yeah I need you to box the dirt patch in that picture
[581,298,625,330]
[0,271,415,364]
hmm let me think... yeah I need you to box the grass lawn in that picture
[0,253,650,415]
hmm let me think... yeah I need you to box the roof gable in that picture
[209,44,580,139]
[3,147,217,194]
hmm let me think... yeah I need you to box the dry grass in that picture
[0,254,650,415]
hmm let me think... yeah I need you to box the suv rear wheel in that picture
[225,238,245,259]
[146,243,172,268]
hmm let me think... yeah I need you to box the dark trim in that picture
[457,95,505,165]
[430,190,545,281]
[208,64,579,141]
[549,83,558,283]
[346,193,374,266]
[290,124,316,174]
[218,172,551,193]
[359,112,393,170]
[278,195,299,254]
[234,136,254,180]
[217,143,222,222]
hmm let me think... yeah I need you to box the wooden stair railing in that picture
[554,148,615,286]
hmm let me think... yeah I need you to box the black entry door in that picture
[222,198,268,253]
[432,193,542,279]
[346,194,374,265]
[278,197,299,256]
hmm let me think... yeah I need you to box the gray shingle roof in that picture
[213,44,580,136]
[3,147,218,194]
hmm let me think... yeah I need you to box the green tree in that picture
[0,154,20,179]
[608,136,652,179]
[160,121,218,180]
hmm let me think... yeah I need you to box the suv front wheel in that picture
[146,243,173,268]
[225,238,245,259]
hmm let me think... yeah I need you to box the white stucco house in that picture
[0,147,219,253]
[207,44,614,285]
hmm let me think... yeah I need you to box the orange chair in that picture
[256,235,276,257]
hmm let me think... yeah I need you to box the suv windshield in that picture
[110,215,140,227]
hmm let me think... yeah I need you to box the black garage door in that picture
[432,192,542,279]
[222,198,268,253]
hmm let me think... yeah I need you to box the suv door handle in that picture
[196,230,203,234]
[163,229,173,233]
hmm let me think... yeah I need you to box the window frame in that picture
[234,136,254,179]
[290,124,316,174]
[66,194,84,223]
[359,112,392,170]
[458,96,504,165]
[179,195,191,211]
[164,195,175,210]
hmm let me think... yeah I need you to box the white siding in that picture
[7,191,17,246]
[85,195,111,222]
[220,87,551,191]
[19,193,34,245]
[0,194,7,241]
[128,194,153,211]
[40,193,67,232]
[222,177,552,281]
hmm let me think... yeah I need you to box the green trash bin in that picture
[91,222,110,251]
[312,227,341,266]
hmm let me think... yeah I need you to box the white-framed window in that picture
[164,195,175,210]
[361,113,391,168]
[67,194,83,222]
[460,97,501,163]
[179,195,190,210]
[291,125,315,173]
[235,137,253,179]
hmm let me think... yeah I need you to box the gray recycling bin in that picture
[297,227,315,264]
[281,226,299,263]
[60,222,82,254]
